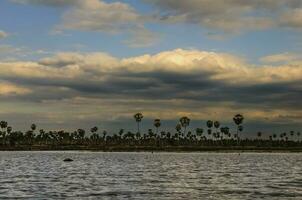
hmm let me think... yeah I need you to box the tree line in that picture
[0,113,301,149]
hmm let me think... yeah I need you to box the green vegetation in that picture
[0,113,301,151]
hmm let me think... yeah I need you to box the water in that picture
[0,152,301,199]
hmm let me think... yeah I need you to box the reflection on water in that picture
[0,152,301,199]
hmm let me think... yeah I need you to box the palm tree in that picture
[195,128,203,137]
[220,126,229,140]
[268,135,272,142]
[135,132,141,140]
[7,126,12,134]
[206,120,213,140]
[257,132,262,140]
[175,123,181,138]
[0,121,8,144]
[31,124,36,131]
[90,126,98,144]
[233,114,244,143]
[179,116,190,136]
[90,126,98,134]
[102,130,107,141]
[118,129,124,139]
[134,113,143,133]
[214,121,220,140]
[273,133,277,141]
[290,131,294,141]
[77,129,85,143]
[0,121,8,131]
[153,119,161,134]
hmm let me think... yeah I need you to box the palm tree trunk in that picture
[237,126,240,145]
[137,122,140,133]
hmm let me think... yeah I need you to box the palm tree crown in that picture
[154,119,161,134]
[134,113,143,122]
[206,120,213,128]
[134,113,143,133]
[179,116,190,135]
[233,114,244,125]
[214,121,220,129]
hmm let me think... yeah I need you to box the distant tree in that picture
[257,132,262,139]
[135,132,141,140]
[233,114,244,143]
[195,128,204,139]
[102,131,107,140]
[119,129,124,139]
[90,126,98,134]
[220,126,230,140]
[153,119,161,134]
[175,123,182,139]
[0,121,8,130]
[31,124,36,131]
[7,126,12,135]
[273,134,277,140]
[0,121,8,143]
[290,131,295,141]
[214,121,220,131]
[134,113,143,133]
[179,117,190,136]
[206,120,213,140]
[214,121,220,140]
[77,129,85,141]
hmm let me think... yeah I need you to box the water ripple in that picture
[0,152,301,199]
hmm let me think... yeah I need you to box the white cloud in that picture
[148,0,302,33]
[1,48,302,86]
[12,0,157,47]
[10,0,302,42]
[260,52,302,63]
[58,0,139,33]
[55,0,156,47]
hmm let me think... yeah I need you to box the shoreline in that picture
[1,145,302,153]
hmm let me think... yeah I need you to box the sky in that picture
[0,0,302,137]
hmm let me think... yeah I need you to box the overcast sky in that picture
[0,0,302,136]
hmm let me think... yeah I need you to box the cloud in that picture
[279,9,302,29]
[0,82,31,96]
[12,0,157,47]
[0,48,302,133]
[123,26,160,48]
[11,0,302,43]
[147,0,302,33]
[10,0,77,7]
[260,52,302,63]
[58,0,139,33]
[55,0,157,47]
[0,30,8,39]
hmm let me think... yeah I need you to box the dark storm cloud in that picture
[1,61,302,111]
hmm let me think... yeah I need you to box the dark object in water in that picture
[63,158,73,162]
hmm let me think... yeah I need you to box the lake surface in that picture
[0,152,301,199]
